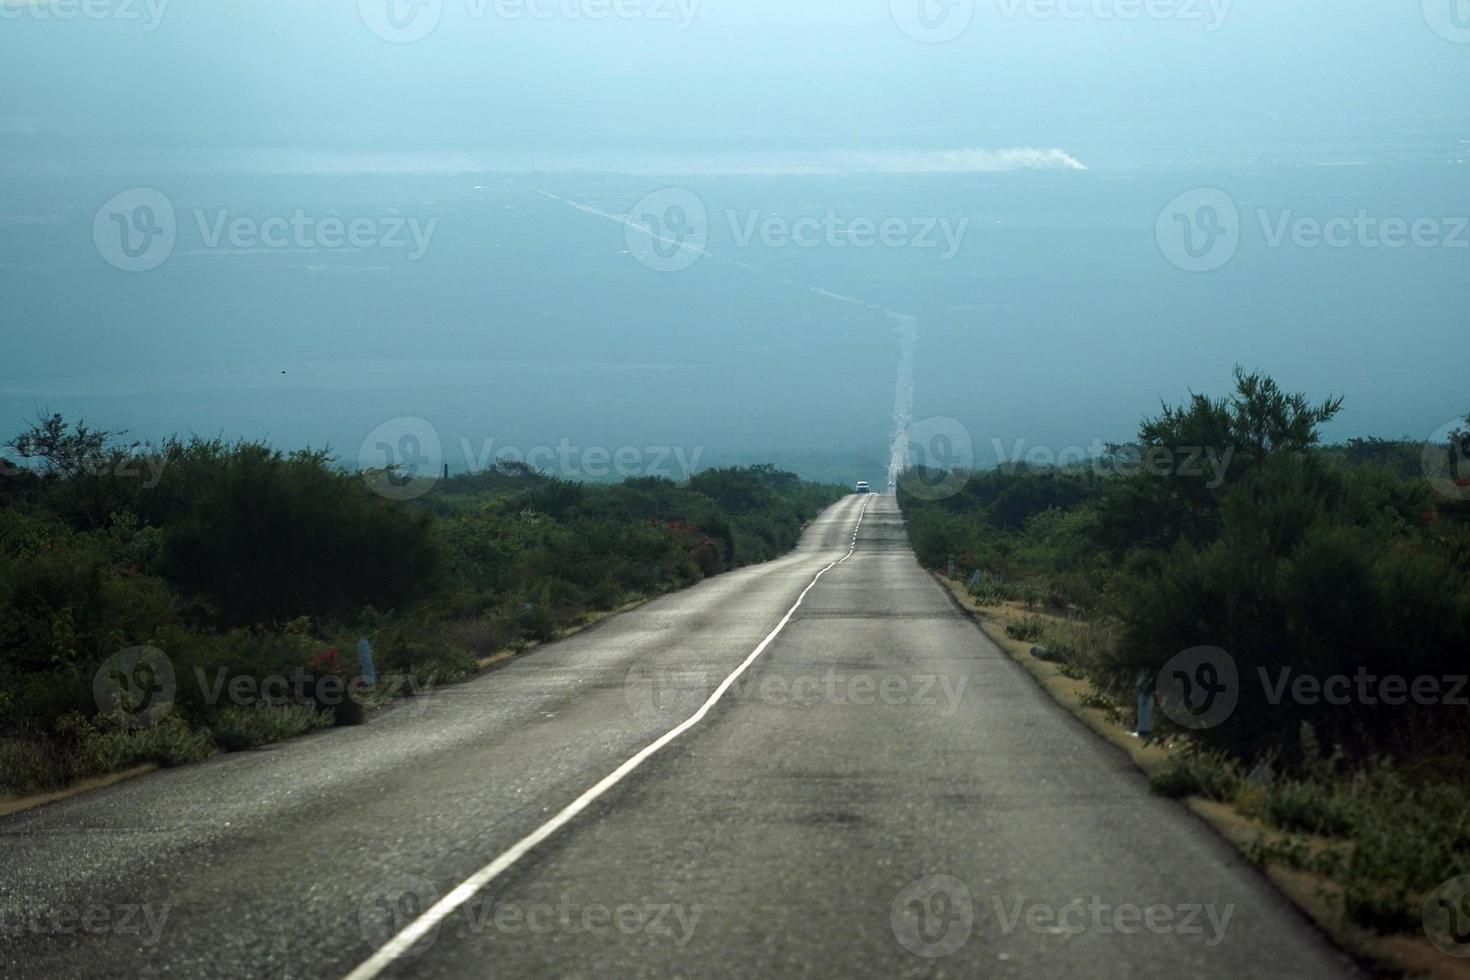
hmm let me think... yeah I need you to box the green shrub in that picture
[967,571,1013,604]
[56,713,214,776]
[443,615,512,660]
[0,510,183,730]
[1149,753,1242,802]
[1244,760,1470,932]
[371,618,476,685]
[1111,453,1469,765]
[1251,780,1355,837]
[0,421,854,793]
[157,440,443,627]
[212,704,329,752]
[1005,616,1047,643]
[0,738,67,794]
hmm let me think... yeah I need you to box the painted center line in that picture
[342,496,871,980]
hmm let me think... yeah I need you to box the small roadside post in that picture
[1134,669,1153,737]
[358,639,377,687]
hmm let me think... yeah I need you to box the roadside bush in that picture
[0,510,182,732]
[439,467,841,651]
[0,414,845,795]
[1247,760,1470,931]
[1149,752,1243,802]
[55,713,214,777]
[1005,616,1048,643]
[1111,453,1470,765]
[157,440,442,627]
[966,570,1014,605]
[1244,779,1356,837]
[212,704,329,752]
[0,738,66,794]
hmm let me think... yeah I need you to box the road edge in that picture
[927,571,1467,980]
[340,497,871,980]
[0,764,161,819]
[0,502,860,820]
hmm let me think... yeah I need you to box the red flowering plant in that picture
[302,645,365,726]
[308,646,343,675]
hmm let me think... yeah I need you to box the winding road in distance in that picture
[0,495,1362,979]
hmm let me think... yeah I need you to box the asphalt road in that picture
[0,495,1363,979]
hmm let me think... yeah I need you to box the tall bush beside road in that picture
[900,370,1470,767]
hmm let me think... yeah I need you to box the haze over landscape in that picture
[4,6,1470,979]
[4,0,1468,482]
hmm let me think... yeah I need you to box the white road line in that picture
[342,497,871,980]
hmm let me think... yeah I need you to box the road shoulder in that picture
[932,572,1468,980]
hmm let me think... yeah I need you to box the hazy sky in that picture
[2,1,1467,480]
[6,0,1468,160]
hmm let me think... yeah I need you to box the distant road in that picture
[0,496,1361,979]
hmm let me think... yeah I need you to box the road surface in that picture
[0,495,1363,979]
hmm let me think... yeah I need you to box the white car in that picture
[855,481,871,494]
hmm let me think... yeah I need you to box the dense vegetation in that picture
[0,415,842,794]
[900,369,1470,933]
